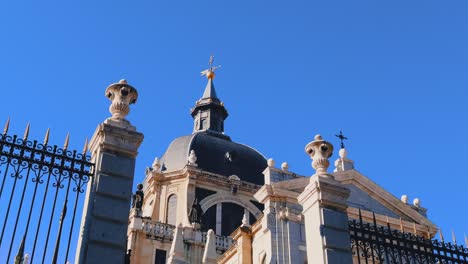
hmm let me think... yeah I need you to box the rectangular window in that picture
[155,249,167,264]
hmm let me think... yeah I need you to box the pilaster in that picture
[297,175,352,263]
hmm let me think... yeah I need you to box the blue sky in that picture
[0,0,467,262]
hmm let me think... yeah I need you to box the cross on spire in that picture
[335,130,348,149]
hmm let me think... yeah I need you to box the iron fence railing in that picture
[0,122,94,264]
[349,210,468,264]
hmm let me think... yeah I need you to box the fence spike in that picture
[43,128,50,145]
[439,228,444,242]
[452,230,457,244]
[14,234,26,264]
[3,117,10,135]
[399,218,404,232]
[413,222,417,235]
[372,212,377,227]
[23,122,30,141]
[358,208,363,223]
[82,137,89,154]
[63,132,70,150]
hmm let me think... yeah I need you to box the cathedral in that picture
[124,58,446,264]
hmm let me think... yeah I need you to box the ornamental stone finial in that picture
[281,162,289,172]
[267,158,275,167]
[241,212,249,227]
[413,198,421,208]
[305,134,334,175]
[188,150,198,166]
[401,194,408,204]
[105,79,138,120]
[152,157,161,172]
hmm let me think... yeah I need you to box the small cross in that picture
[208,55,214,71]
[335,130,348,149]
[201,55,221,77]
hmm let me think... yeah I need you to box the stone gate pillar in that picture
[297,135,352,264]
[75,80,144,264]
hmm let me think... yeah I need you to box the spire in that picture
[191,55,228,135]
[202,78,218,100]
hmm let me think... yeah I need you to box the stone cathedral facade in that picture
[125,62,439,264]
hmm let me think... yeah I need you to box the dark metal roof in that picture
[160,131,267,185]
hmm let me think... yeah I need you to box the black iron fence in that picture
[349,211,468,264]
[0,121,94,263]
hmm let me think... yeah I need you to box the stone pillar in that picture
[232,223,252,264]
[75,80,144,264]
[297,135,352,264]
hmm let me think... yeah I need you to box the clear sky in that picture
[0,0,467,262]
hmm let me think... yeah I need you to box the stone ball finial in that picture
[267,158,275,167]
[105,80,138,120]
[152,157,161,171]
[305,134,334,175]
[281,162,289,171]
[339,148,348,159]
[413,198,421,207]
[188,150,198,166]
[401,194,408,204]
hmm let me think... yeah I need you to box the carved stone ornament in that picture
[305,134,334,175]
[188,150,198,166]
[105,79,138,120]
[281,162,289,172]
[152,157,161,171]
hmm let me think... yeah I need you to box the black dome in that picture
[160,131,267,185]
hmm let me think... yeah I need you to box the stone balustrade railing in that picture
[142,219,175,240]
[201,232,235,252]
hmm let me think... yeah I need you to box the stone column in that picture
[297,135,352,264]
[75,80,144,264]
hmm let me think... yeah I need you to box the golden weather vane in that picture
[200,55,221,79]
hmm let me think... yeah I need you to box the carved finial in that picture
[23,253,30,264]
[426,226,431,239]
[63,132,70,150]
[335,130,348,149]
[105,80,138,120]
[3,117,10,135]
[401,195,408,204]
[200,55,221,79]
[413,198,420,208]
[267,158,275,167]
[43,128,50,145]
[23,122,30,141]
[82,137,88,154]
[464,233,468,246]
[281,162,289,172]
[241,212,249,227]
[399,218,404,232]
[188,150,198,166]
[305,134,334,175]
[413,222,417,235]
[152,157,161,171]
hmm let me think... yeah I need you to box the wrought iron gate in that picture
[0,120,94,263]
[349,210,468,264]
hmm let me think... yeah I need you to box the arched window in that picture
[166,194,177,225]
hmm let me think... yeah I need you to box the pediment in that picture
[333,169,437,231]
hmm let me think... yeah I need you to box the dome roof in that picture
[160,131,267,185]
